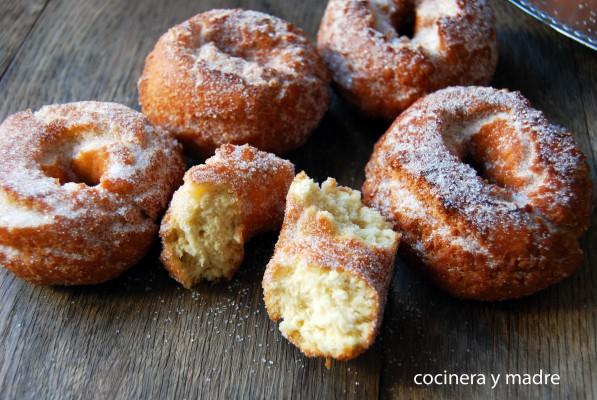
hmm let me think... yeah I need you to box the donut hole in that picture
[195,42,268,84]
[447,115,533,195]
[191,17,296,83]
[39,127,114,187]
[71,148,109,186]
[395,10,415,39]
[42,147,109,187]
[461,150,488,182]
[390,0,416,39]
[371,0,416,39]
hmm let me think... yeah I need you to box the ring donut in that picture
[139,9,331,155]
[0,102,185,285]
[362,87,593,300]
[317,0,498,119]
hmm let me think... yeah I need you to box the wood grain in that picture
[0,0,48,79]
[0,0,595,399]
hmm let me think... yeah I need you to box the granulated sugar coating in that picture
[0,101,184,285]
[363,86,592,300]
[317,0,498,119]
[139,9,330,156]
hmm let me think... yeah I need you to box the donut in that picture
[160,144,294,288]
[263,172,399,361]
[317,0,498,119]
[139,9,331,155]
[362,86,593,301]
[0,102,185,285]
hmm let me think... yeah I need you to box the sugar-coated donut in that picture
[139,9,330,156]
[263,172,399,361]
[363,87,593,301]
[0,102,185,285]
[160,144,294,288]
[317,0,498,119]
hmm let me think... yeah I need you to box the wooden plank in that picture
[380,1,597,399]
[1,0,596,399]
[0,0,379,399]
[572,45,597,178]
[0,0,49,78]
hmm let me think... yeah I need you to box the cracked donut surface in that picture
[139,9,330,155]
[363,87,593,300]
[0,102,185,285]
[317,0,498,119]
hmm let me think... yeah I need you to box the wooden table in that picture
[0,1,595,399]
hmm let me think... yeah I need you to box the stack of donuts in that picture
[0,2,592,364]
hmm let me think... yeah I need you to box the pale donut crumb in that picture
[263,172,399,361]
[160,144,295,288]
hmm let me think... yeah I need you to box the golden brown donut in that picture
[362,86,593,301]
[263,172,399,361]
[0,102,185,285]
[317,0,498,119]
[139,9,330,156]
[160,144,294,288]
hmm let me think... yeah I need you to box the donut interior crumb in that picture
[269,261,376,359]
[266,173,395,359]
[164,181,243,286]
[291,174,397,248]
